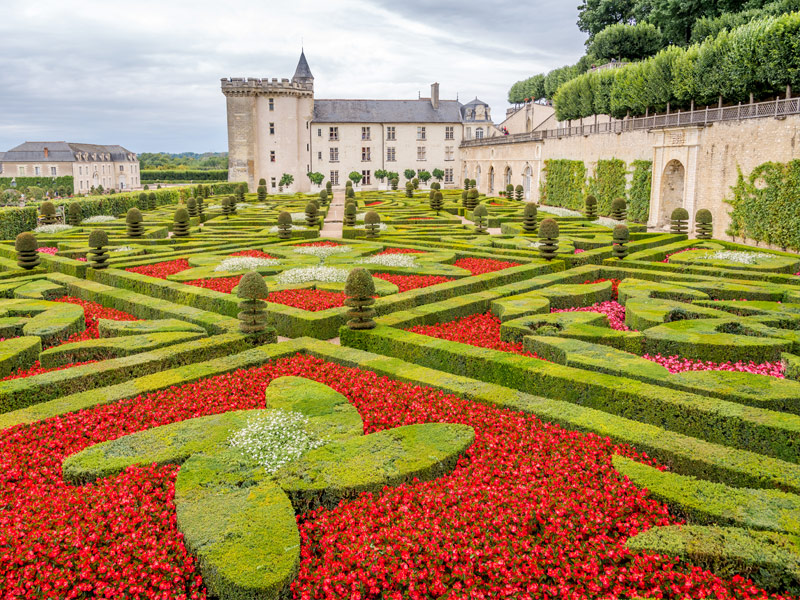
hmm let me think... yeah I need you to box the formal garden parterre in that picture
[1,184,800,599]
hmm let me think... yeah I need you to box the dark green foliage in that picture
[590,22,664,62]
[346,187,355,200]
[587,159,627,216]
[508,73,547,104]
[305,202,319,228]
[140,169,227,182]
[344,203,357,227]
[87,230,109,270]
[39,201,57,225]
[430,182,441,191]
[277,211,293,239]
[473,204,488,233]
[15,232,40,269]
[344,268,376,330]
[541,160,586,210]
[258,178,266,186]
[67,203,82,226]
[538,218,560,260]
[412,178,419,189]
[186,197,198,218]
[461,190,468,205]
[430,191,444,214]
[222,196,236,218]
[173,208,190,237]
[147,192,157,210]
[257,185,267,202]
[326,181,333,195]
[137,192,148,210]
[613,224,630,259]
[466,189,480,211]
[390,178,399,191]
[364,211,381,238]
[428,190,435,201]
[611,197,628,221]
[515,185,524,201]
[319,189,328,205]
[506,183,514,197]
[464,179,471,191]
[628,160,653,223]
[237,272,270,334]
[345,180,353,189]
[585,195,598,220]
[696,209,714,239]
[126,208,144,238]
[405,182,414,198]
[522,203,538,232]
[235,183,246,202]
[671,207,690,234]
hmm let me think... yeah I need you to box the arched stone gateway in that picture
[659,159,685,227]
[504,166,512,188]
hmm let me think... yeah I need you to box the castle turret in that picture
[292,50,314,86]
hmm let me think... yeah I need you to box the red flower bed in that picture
[376,248,426,255]
[453,257,521,275]
[266,289,346,311]
[583,277,621,300]
[229,250,276,259]
[365,201,383,207]
[126,259,191,279]
[0,355,786,599]
[186,276,241,295]
[2,360,99,381]
[373,273,455,293]
[644,354,785,378]
[552,300,630,331]
[52,297,139,345]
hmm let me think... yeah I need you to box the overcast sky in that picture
[0,0,586,154]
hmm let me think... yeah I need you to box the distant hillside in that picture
[138,152,228,170]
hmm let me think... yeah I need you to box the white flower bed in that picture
[277,266,350,285]
[113,246,136,252]
[268,225,307,233]
[699,250,775,264]
[354,222,388,231]
[595,217,623,228]
[290,212,306,220]
[82,215,116,224]
[228,410,326,474]
[359,254,417,268]
[293,245,351,260]
[214,257,281,272]
[33,224,73,234]
[539,206,583,218]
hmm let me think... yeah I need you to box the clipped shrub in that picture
[222,196,235,218]
[515,185,524,202]
[696,209,713,239]
[466,188,479,211]
[538,218,559,260]
[15,232,40,270]
[325,181,332,195]
[345,180,353,189]
[390,178,399,191]
[671,207,690,234]
[258,178,266,186]
[506,184,514,197]
[522,203,538,233]
[173,207,190,237]
[346,187,355,200]
[126,208,144,237]
[305,202,319,228]
[473,204,488,234]
[257,185,267,202]
[277,211,293,239]
[430,182,441,191]
[412,177,419,189]
[429,190,435,201]
[464,179,471,191]
[461,189,468,205]
[87,229,109,270]
[235,183,246,202]
[430,191,444,214]
[67,203,82,226]
[584,195,598,220]
[187,197,198,218]
[137,192,148,210]
[237,271,269,335]
[611,198,627,221]
[344,268,376,330]
[405,182,414,198]
[147,192,157,210]
[40,201,57,225]
[364,211,381,238]
[613,224,630,259]
[319,189,328,205]
[344,203,357,227]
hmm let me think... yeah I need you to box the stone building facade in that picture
[0,142,141,193]
[221,51,494,192]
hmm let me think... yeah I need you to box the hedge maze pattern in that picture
[2,184,800,599]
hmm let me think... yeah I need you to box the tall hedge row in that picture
[554,11,800,121]
[726,160,800,251]
[0,207,38,239]
[0,176,74,195]
[586,159,627,216]
[141,170,228,182]
[628,160,653,223]
[539,160,587,210]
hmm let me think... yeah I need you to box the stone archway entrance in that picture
[659,160,685,227]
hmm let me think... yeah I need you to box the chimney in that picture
[43,147,49,158]
[431,82,439,110]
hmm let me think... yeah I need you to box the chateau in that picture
[0,142,141,193]
[221,51,494,192]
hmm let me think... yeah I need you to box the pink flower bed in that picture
[552,301,630,331]
[37,247,58,255]
[643,354,785,378]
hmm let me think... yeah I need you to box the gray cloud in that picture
[0,0,586,153]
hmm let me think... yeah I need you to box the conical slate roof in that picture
[293,50,313,82]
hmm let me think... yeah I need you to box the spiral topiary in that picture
[522,203,538,233]
[515,185,524,202]
[584,195,598,221]
[505,184,514,197]
[346,187,355,200]
[326,181,333,195]
[431,182,441,191]
[466,188,479,211]
[40,201,57,225]
[611,198,627,221]
[235,183,246,202]
[390,178,399,191]
[430,191,444,214]
[173,207,190,237]
[461,189,468,206]
[344,203,357,227]
[222,196,236,218]
[464,179,471,191]
[187,197,198,218]
[364,211,381,238]
[695,209,713,239]
[305,202,319,228]
[257,185,267,202]
[148,192,157,210]
[473,204,488,233]
[88,229,110,269]
[138,192,148,210]
[15,232,40,269]
[345,180,353,188]
[428,190,435,201]
[277,211,293,239]
[538,218,559,260]
[405,182,414,198]
[126,208,144,237]
[67,203,82,226]
[319,189,328,205]
[612,224,629,259]
[671,207,690,234]
[344,268,376,330]
[237,271,270,335]
[412,177,419,189]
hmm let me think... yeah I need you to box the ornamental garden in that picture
[2,181,800,599]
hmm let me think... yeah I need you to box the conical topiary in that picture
[138,192,148,210]
[346,187,355,200]
[187,197,198,218]
[695,209,713,239]
[126,208,144,237]
[319,189,328,205]
[257,184,267,202]
[15,232,40,269]
[40,201,57,225]
[88,229,110,269]
[237,271,270,335]
[67,203,82,226]
[671,207,689,234]
[364,211,381,238]
[466,188,479,211]
[148,192,157,210]
[538,218,559,260]
[277,211,293,239]
[473,204,488,233]
[431,182,441,191]
[506,183,514,197]
[305,202,319,228]
[612,224,629,259]
[344,268,376,330]
[584,195,598,220]
[344,203,357,227]
[522,203,538,233]
[173,207,190,237]
[461,189,468,206]
[430,190,444,214]
[235,183,246,203]
[412,177,419,189]
[515,185,524,202]
[404,182,414,198]
[326,181,333,195]
[390,178,398,191]
[611,198,627,221]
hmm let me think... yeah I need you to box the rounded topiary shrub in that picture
[344,268,376,330]
[345,180,353,188]
[258,178,266,186]
[235,183,246,202]
[15,232,40,270]
[612,224,629,259]
[319,189,328,205]
[326,181,333,194]
[695,209,713,239]
[173,207,190,237]
[405,182,414,198]
[431,182,441,191]
[148,192,157,210]
[187,197,198,218]
[126,208,144,237]
[515,185,524,202]
[138,192,148,210]
[277,211,293,239]
[364,211,381,238]
[40,202,57,225]
[88,229,110,269]
[538,218,559,260]
[505,184,514,197]
[473,204,488,234]
[390,178,399,191]
[344,203,357,227]
[522,203,538,233]
[466,188,479,211]
[671,207,690,234]
[584,195,598,221]
[257,185,267,202]
[346,187,355,199]
[237,271,270,335]
[305,202,319,228]
[412,177,419,190]
[611,198,627,221]
[67,203,82,226]
[430,190,444,214]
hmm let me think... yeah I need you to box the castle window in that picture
[330,148,339,162]
[329,127,338,141]
[466,127,472,139]
[18,166,25,175]
[271,177,276,189]
[34,166,41,176]
[318,151,322,160]
[270,151,276,162]
[119,165,124,172]
[361,170,371,185]
[476,128,484,139]
[269,123,275,135]
[361,126,371,141]
[386,126,396,141]
[417,146,426,161]
[361,147,371,162]
[445,126,454,140]
[444,168,454,184]
[269,98,274,111]
[445,146,454,161]
[417,126,426,141]
[386,147,396,162]
[330,170,339,185]
[79,166,82,175]
[318,128,322,137]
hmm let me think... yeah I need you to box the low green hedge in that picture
[0,337,41,378]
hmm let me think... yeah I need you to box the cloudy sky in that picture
[0,0,586,154]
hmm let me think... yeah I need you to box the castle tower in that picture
[221,51,315,191]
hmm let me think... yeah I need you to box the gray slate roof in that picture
[313,99,464,123]
[0,141,136,163]
[293,51,314,81]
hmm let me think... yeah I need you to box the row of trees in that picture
[138,152,228,171]
[304,168,448,187]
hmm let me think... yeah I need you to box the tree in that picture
[307,171,325,186]
[386,171,399,182]
[430,190,444,214]
[390,178,399,191]
[279,174,294,191]
[612,224,630,258]
[277,211,293,239]
[695,209,713,239]
[412,178,420,190]
[374,169,388,182]
[126,208,144,238]
[257,184,267,201]
[418,170,432,184]
[305,202,319,228]
[348,171,363,186]
[538,219,560,260]
[578,0,643,41]
[473,204,488,233]
[404,169,416,181]
[405,182,414,198]
[432,168,445,182]
[515,185,524,202]
[589,22,664,61]
[364,211,381,238]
